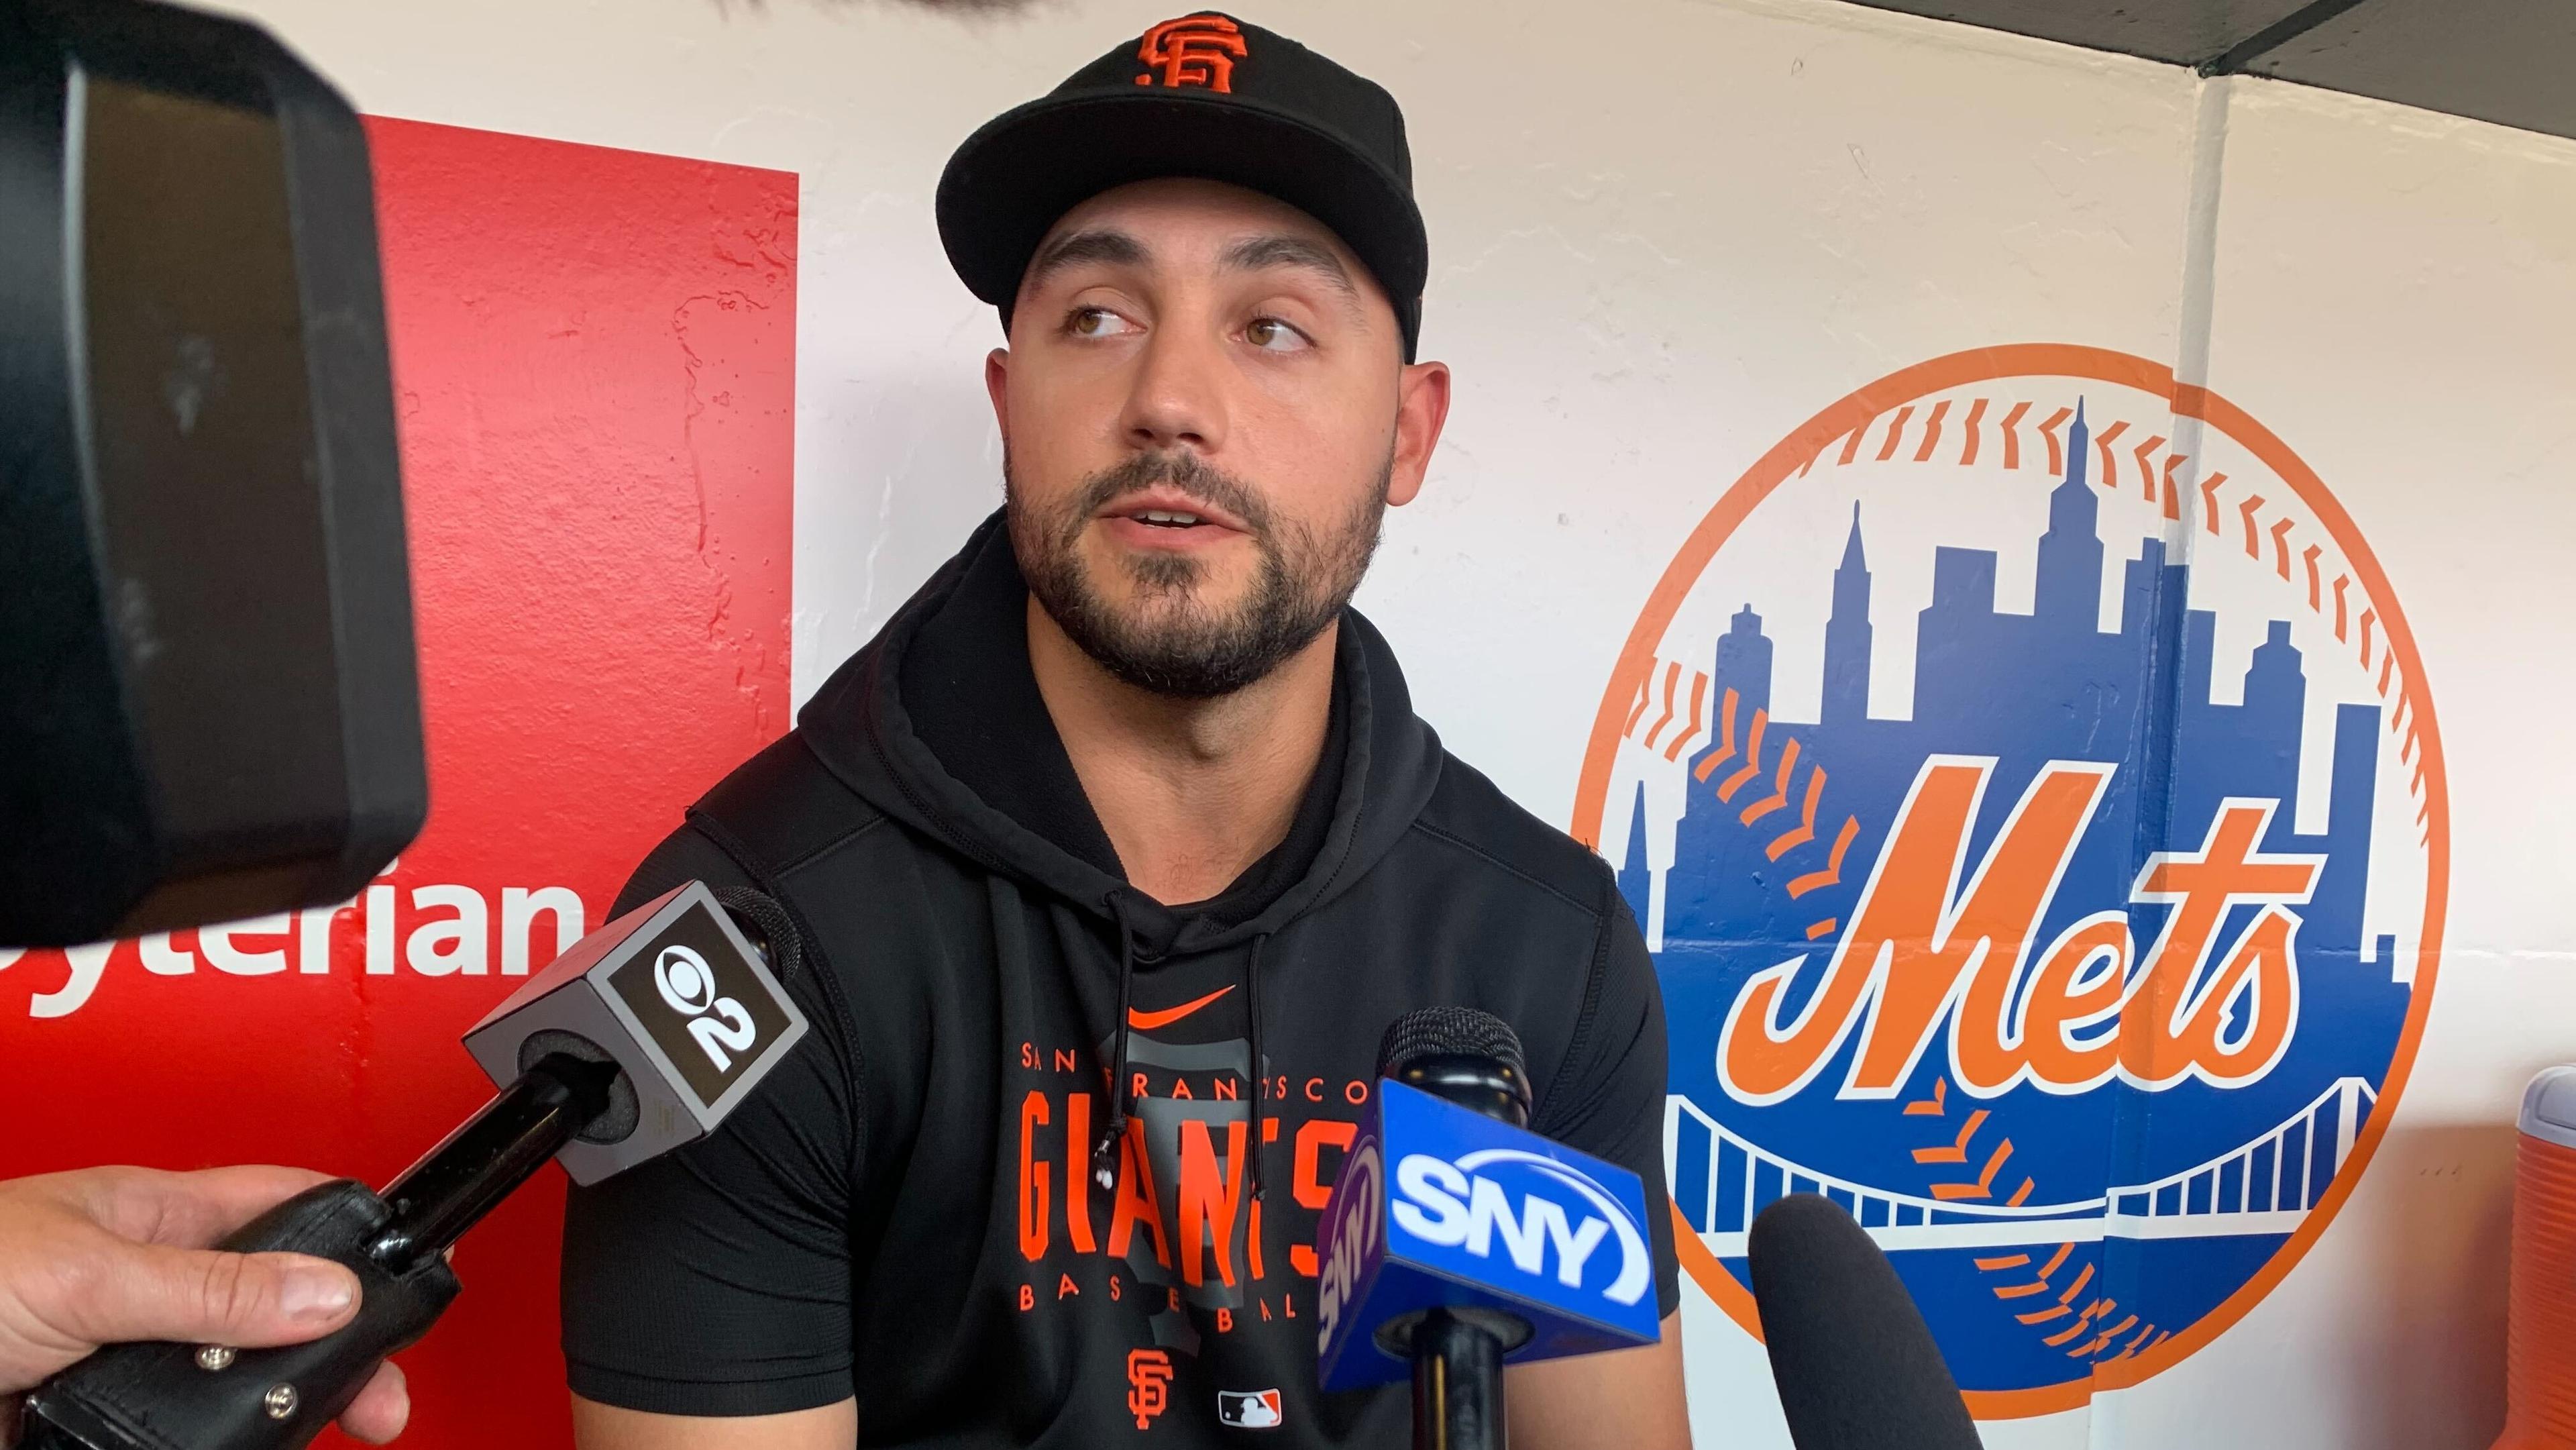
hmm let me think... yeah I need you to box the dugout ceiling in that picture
[1844,0,2576,143]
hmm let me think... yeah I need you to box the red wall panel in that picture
[0,117,798,1447]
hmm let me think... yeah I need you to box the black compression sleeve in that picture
[557,825,861,1415]
[1532,885,1684,1320]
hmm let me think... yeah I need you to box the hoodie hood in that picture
[570,512,1682,1443]
[794,509,1443,960]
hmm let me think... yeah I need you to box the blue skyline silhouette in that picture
[1630,402,2414,1392]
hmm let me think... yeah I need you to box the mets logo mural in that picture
[1572,345,2447,1417]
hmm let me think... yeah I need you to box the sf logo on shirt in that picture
[1125,1349,1173,1429]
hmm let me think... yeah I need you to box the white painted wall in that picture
[2084,75,2576,1450]
[199,0,2576,1443]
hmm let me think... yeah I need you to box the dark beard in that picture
[1006,448,1390,698]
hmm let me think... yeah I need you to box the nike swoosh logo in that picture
[1128,984,1236,1031]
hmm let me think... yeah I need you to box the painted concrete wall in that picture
[11,0,2572,1444]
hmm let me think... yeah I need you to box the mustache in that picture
[1065,451,1275,539]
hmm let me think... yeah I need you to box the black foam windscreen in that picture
[1748,1193,1985,1450]
[714,883,805,984]
[0,0,424,947]
[517,1029,640,1146]
[1376,1004,1527,1083]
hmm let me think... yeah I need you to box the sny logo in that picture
[1316,1082,1660,1390]
[1136,13,1246,93]
[1313,1140,1381,1353]
[1124,1348,1173,1430]
[1391,1149,1653,1306]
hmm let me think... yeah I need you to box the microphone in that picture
[17,880,808,1450]
[1316,1008,1661,1450]
[1746,1193,1984,1450]
[2,0,425,949]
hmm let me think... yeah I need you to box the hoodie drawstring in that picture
[1092,886,1283,1205]
[1245,931,1270,1201]
[1092,890,1142,1192]
[1089,892,1277,1204]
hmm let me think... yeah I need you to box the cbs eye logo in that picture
[653,944,757,1072]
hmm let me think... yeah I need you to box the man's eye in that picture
[1246,317,1311,353]
[1067,307,1136,338]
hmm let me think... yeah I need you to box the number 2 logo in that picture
[653,944,756,1071]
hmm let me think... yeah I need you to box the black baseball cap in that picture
[936,12,1428,360]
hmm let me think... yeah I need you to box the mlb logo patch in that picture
[1216,1389,1283,1429]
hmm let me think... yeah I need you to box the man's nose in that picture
[1118,311,1230,455]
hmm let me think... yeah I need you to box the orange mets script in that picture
[1719,758,2320,1106]
[1136,14,1246,92]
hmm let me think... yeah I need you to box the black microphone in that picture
[1317,1003,1660,1441]
[1747,1193,1984,1450]
[17,881,808,1450]
[1377,1006,1537,1450]
[2,0,425,949]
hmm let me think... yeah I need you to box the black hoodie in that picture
[561,513,1678,1446]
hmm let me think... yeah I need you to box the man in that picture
[561,14,1688,1448]
[0,1167,409,1446]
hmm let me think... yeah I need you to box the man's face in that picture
[986,178,1449,698]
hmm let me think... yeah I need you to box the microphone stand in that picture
[1386,1051,1537,1450]
[366,1053,617,1274]
[23,880,792,1450]
[17,1055,616,1450]
[1409,1308,1508,1450]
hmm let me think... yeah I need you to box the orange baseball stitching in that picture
[1900,1074,2171,1367]
[1621,678,1860,941]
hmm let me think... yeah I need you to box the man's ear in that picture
[1386,359,1452,508]
[985,347,1011,446]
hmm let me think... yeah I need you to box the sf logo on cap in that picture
[1136,13,1245,92]
[654,944,758,1072]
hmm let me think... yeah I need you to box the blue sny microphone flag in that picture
[1314,1078,1661,1390]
